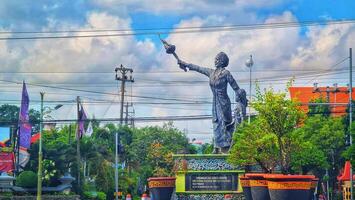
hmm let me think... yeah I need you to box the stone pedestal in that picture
[173,154,245,200]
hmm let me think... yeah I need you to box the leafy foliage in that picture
[308,97,331,117]
[252,87,305,173]
[228,118,278,173]
[0,104,41,132]
[16,171,37,188]
[0,103,192,198]
[129,123,189,179]
[229,86,345,175]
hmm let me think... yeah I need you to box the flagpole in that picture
[37,92,44,200]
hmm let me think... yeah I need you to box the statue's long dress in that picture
[187,64,240,148]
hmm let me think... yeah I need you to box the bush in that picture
[97,192,106,200]
[16,171,37,188]
[82,191,106,200]
[83,191,97,199]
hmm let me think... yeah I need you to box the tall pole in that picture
[120,74,125,125]
[249,64,251,124]
[350,47,353,200]
[76,96,81,191]
[125,103,129,125]
[36,92,44,200]
[326,169,330,200]
[115,132,119,200]
[245,55,253,124]
[114,65,134,200]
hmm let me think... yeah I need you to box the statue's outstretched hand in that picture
[177,59,188,72]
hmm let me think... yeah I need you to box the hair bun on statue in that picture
[215,52,229,68]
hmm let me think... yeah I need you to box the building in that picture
[289,86,355,116]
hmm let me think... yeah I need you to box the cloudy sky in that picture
[0,0,354,142]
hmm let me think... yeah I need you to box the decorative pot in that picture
[246,173,270,200]
[264,174,315,200]
[148,177,176,200]
[240,175,253,200]
[308,178,319,200]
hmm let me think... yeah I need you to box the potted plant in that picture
[147,141,176,200]
[229,85,321,200]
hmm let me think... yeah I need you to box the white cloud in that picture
[91,0,286,15]
[1,4,354,142]
[290,23,355,70]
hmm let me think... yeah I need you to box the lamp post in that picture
[115,132,119,200]
[37,99,63,200]
[245,55,254,124]
[37,92,44,200]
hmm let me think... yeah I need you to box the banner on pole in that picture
[19,82,31,149]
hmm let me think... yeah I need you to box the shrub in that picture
[97,192,106,200]
[82,191,106,200]
[83,191,97,199]
[16,171,37,188]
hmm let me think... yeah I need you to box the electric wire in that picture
[0,19,354,40]
[1,19,353,35]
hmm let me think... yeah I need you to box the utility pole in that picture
[115,64,134,125]
[114,65,134,200]
[124,102,135,127]
[349,47,353,200]
[36,92,44,200]
[125,102,129,125]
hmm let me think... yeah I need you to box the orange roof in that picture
[289,87,354,116]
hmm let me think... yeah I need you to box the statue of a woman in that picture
[178,52,246,154]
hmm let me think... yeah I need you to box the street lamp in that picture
[37,100,63,200]
[245,55,254,124]
[37,92,44,200]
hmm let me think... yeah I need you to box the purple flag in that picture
[77,103,87,140]
[19,82,31,149]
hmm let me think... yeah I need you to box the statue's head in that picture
[215,52,229,68]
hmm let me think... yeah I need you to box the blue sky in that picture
[0,127,10,143]
[0,0,354,141]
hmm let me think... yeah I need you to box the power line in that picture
[0,79,210,103]
[0,68,350,86]
[1,19,354,35]
[0,68,349,73]
[1,19,354,40]
[0,115,213,124]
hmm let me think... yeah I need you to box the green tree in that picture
[252,87,305,173]
[228,118,279,173]
[129,122,189,181]
[308,97,331,117]
[24,120,190,199]
[0,104,40,132]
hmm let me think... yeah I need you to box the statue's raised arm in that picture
[177,60,212,77]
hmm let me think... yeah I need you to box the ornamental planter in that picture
[246,173,270,200]
[308,178,319,200]
[240,175,253,200]
[148,177,176,200]
[264,174,315,200]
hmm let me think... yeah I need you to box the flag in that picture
[18,147,30,168]
[0,152,15,172]
[77,103,87,140]
[85,121,93,137]
[30,133,40,144]
[19,82,31,149]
